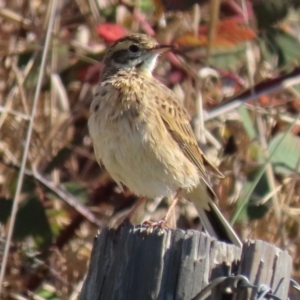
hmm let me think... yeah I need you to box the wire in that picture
[192,274,299,300]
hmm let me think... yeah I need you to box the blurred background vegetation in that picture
[1,0,300,298]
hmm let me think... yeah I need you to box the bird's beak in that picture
[151,44,173,54]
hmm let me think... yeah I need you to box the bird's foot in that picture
[142,218,170,234]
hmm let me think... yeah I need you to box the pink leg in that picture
[160,188,182,224]
[143,188,182,228]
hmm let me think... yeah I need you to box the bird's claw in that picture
[142,218,170,234]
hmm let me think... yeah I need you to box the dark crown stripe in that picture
[112,36,141,47]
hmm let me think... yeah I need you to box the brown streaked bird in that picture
[88,33,241,247]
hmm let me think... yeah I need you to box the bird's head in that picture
[102,33,172,77]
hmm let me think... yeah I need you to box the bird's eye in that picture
[128,45,140,53]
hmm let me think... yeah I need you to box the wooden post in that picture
[233,240,292,300]
[80,224,291,300]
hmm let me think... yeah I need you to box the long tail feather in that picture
[184,183,242,247]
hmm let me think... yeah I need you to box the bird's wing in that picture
[152,81,241,246]
[156,87,223,183]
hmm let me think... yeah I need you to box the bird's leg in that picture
[124,197,146,222]
[160,188,182,225]
[143,188,182,229]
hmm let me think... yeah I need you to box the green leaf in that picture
[15,196,52,247]
[209,44,248,70]
[252,0,289,29]
[238,106,257,139]
[0,196,52,248]
[235,170,271,222]
[6,172,36,195]
[261,28,300,68]
[232,107,271,222]
[269,132,300,175]
[0,198,14,223]
[34,284,59,300]
[63,181,88,204]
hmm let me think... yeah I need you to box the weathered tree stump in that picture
[80,224,292,300]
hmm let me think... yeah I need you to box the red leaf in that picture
[175,18,255,49]
[97,23,127,44]
[199,18,256,44]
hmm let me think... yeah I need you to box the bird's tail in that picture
[184,183,242,247]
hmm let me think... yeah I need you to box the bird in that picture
[88,33,241,247]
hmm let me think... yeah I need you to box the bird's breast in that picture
[88,81,200,198]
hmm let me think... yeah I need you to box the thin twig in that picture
[120,0,155,36]
[33,169,103,227]
[0,0,59,294]
[1,157,103,227]
[205,74,300,121]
